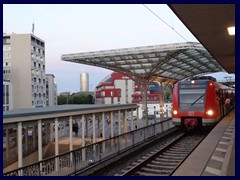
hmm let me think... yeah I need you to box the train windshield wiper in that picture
[191,93,205,106]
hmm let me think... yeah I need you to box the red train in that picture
[172,76,235,131]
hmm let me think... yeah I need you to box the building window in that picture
[3,53,11,59]
[3,45,11,51]
[6,86,9,104]
[101,91,105,97]
[5,38,11,44]
[3,85,5,104]
[110,91,114,96]
[3,61,11,67]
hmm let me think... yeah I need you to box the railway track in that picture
[120,130,210,176]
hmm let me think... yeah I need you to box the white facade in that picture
[46,74,57,106]
[3,33,46,109]
[137,103,172,119]
[80,73,89,92]
[3,80,13,111]
[114,79,134,104]
[95,73,134,105]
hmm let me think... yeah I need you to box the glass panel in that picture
[179,89,206,111]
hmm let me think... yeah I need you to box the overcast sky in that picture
[3,4,235,93]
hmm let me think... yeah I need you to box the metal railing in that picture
[4,118,173,176]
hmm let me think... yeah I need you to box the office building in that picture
[3,33,46,109]
[46,74,57,106]
[95,72,160,105]
[3,80,12,111]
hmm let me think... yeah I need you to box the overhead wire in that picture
[142,4,188,42]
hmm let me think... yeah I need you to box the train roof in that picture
[178,77,235,91]
[191,76,216,82]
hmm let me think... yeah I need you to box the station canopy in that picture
[61,42,225,84]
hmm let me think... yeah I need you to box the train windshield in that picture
[179,89,206,111]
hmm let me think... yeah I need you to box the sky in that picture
[3,4,235,93]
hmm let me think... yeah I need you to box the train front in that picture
[172,79,218,131]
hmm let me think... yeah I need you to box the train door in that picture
[219,90,224,117]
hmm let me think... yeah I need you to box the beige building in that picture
[46,74,57,106]
[3,33,46,109]
[3,80,12,111]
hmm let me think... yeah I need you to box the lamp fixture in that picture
[227,26,235,35]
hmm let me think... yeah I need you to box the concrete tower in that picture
[80,73,89,92]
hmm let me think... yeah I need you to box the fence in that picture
[4,118,173,176]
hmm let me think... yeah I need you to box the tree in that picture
[87,94,94,104]
[57,93,95,105]
[72,95,81,104]
[57,95,67,105]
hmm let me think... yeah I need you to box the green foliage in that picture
[57,93,94,105]
[57,95,67,105]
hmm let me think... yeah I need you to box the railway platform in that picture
[173,110,235,176]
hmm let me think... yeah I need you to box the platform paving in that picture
[172,110,235,176]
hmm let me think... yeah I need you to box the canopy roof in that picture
[62,42,225,84]
[168,4,235,73]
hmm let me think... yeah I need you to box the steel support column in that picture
[131,109,134,131]
[81,115,86,161]
[123,109,127,133]
[110,111,114,137]
[102,112,106,153]
[38,120,42,162]
[69,116,73,162]
[118,110,121,135]
[17,122,23,169]
[159,82,164,121]
[54,118,59,172]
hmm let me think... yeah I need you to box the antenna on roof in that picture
[32,20,35,34]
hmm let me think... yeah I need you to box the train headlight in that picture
[173,110,178,115]
[206,110,214,115]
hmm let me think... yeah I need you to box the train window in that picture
[179,89,206,110]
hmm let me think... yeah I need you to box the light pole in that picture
[224,76,232,88]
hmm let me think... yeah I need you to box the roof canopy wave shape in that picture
[61,42,225,84]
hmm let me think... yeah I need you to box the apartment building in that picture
[3,33,46,109]
[46,74,57,106]
[3,80,12,111]
[95,72,160,104]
